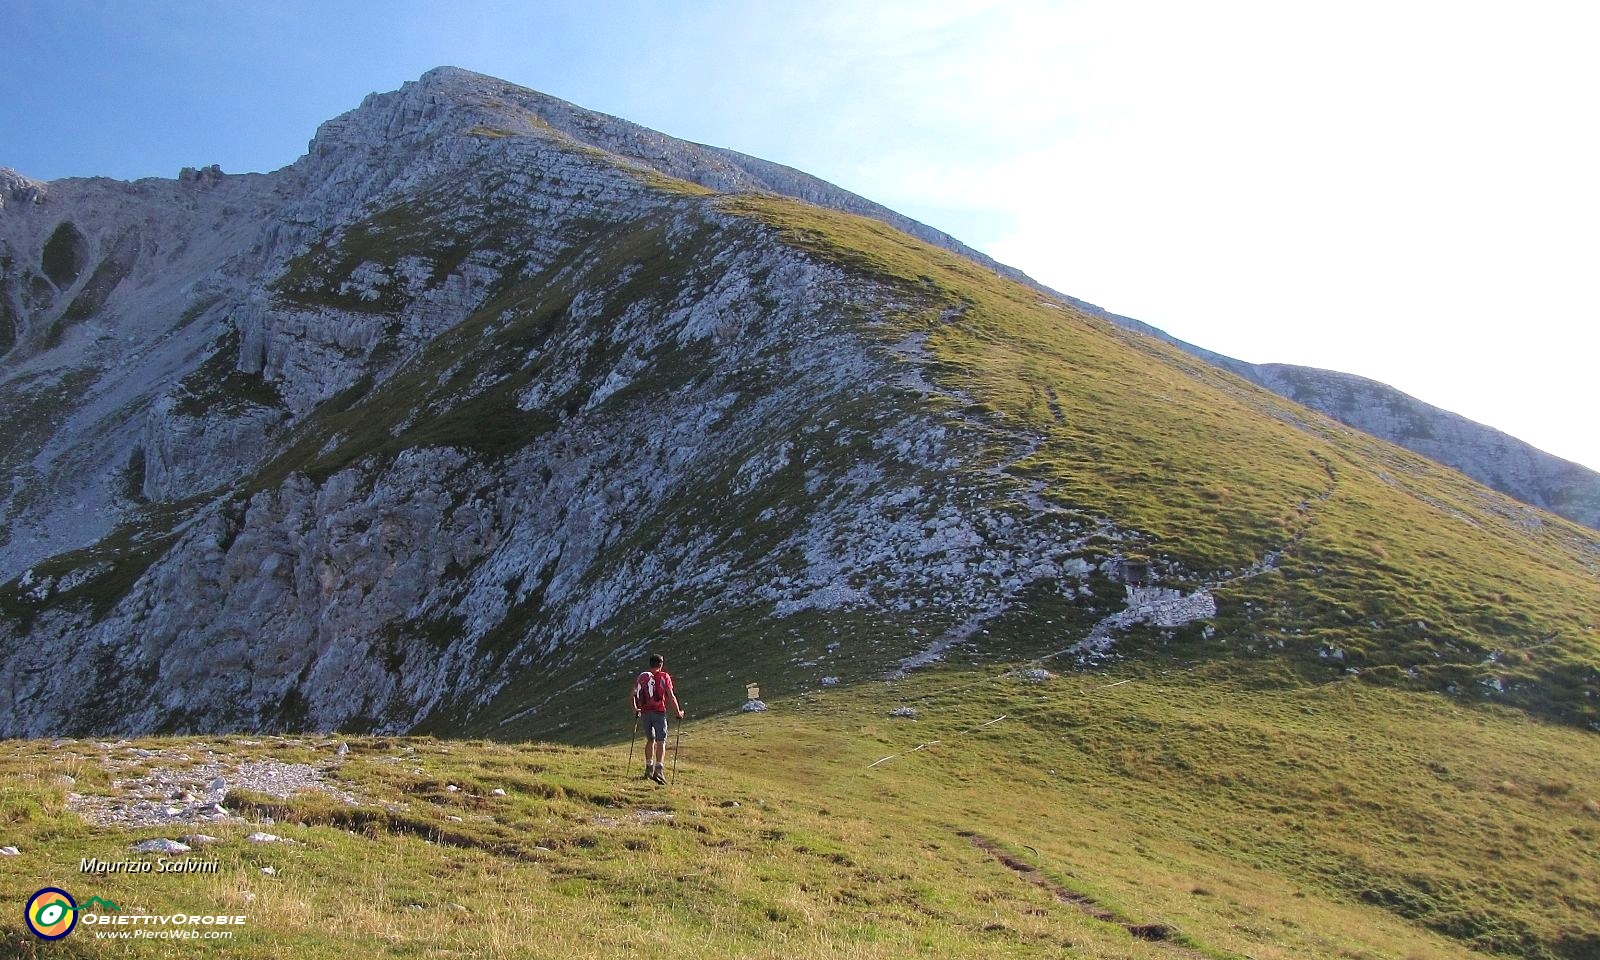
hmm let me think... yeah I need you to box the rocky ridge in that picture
[0,70,1171,736]
[1,68,1595,740]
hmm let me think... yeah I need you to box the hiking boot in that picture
[650,770,666,785]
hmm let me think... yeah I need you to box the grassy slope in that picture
[3,663,1597,959]
[8,161,1594,732]
[4,148,1598,959]
[449,186,1600,745]
[720,195,1600,729]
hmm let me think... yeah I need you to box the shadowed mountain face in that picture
[1,67,1596,739]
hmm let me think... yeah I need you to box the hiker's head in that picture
[649,654,664,669]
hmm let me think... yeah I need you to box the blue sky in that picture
[5,0,1597,471]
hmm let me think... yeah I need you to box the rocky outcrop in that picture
[0,197,1115,737]
[0,65,1073,592]
[0,168,46,209]
[2,66,1142,735]
[140,396,287,503]
[1,67,1591,739]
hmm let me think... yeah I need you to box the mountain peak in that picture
[0,167,47,207]
[290,67,1041,293]
[2,67,1595,750]
[417,64,489,83]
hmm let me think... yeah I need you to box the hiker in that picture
[632,654,683,784]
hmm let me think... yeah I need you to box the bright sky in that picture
[5,1,1596,470]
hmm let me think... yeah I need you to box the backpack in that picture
[636,670,668,712]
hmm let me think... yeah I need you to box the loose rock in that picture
[130,839,190,855]
[246,832,289,844]
[67,751,362,829]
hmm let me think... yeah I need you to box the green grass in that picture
[718,194,1600,730]
[3,661,1594,958]
[172,329,283,417]
[5,141,1597,960]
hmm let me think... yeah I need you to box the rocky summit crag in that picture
[1,67,1597,740]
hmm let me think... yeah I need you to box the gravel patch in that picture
[592,810,674,827]
[65,745,363,829]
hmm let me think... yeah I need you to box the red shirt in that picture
[634,669,673,713]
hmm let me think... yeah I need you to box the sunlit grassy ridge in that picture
[720,194,1600,729]
[6,170,1593,736]
[4,664,1596,958]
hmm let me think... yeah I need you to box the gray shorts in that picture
[642,711,668,741]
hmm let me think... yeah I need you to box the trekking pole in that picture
[671,710,685,785]
[625,716,639,779]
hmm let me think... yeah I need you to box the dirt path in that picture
[965,832,1222,959]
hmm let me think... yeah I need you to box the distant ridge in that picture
[1056,295,1600,530]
